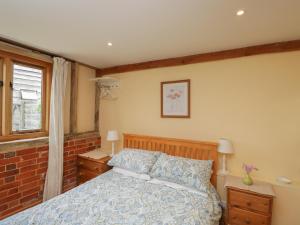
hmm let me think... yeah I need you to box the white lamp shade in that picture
[107,130,119,141]
[218,138,234,154]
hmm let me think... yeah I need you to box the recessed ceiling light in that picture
[236,10,245,16]
[107,42,112,46]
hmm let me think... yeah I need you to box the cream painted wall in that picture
[63,63,71,134]
[77,65,96,132]
[100,51,300,225]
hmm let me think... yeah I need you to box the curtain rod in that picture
[0,36,97,69]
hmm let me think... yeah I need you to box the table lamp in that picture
[218,138,234,175]
[107,130,119,156]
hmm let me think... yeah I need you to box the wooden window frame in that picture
[0,50,52,142]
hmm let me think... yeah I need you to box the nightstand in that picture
[225,176,275,225]
[77,150,112,185]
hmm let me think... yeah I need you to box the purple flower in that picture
[243,163,258,174]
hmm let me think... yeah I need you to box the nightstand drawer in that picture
[78,167,99,179]
[78,157,110,173]
[229,189,271,214]
[229,207,269,225]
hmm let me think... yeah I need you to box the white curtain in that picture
[43,57,69,201]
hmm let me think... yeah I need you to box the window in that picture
[12,64,43,132]
[0,50,51,141]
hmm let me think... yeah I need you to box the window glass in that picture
[12,64,43,132]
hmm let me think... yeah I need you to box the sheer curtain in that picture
[43,57,69,201]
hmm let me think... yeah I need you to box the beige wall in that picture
[63,63,71,134]
[77,65,96,132]
[100,51,300,225]
[64,64,96,134]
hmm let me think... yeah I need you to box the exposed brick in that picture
[40,152,48,158]
[0,169,19,179]
[16,148,36,156]
[22,186,40,197]
[5,176,15,183]
[21,153,39,161]
[8,200,19,208]
[0,181,20,192]
[38,162,48,169]
[37,146,48,152]
[16,170,36,180]
[37,157,48,163]
[0,190,7,198]
[7,187,18,195]
[75,139,86,145]
[36,168,47,175]
[64,146,76,152]
[6,164,16,171]
[17,159,37,168]
[0,204,8,211]
[0,193,21,205]
[0,133,101,220]
[19,180,39,192]
[68,141,75,146]
[21,175,41,185]
[20,165,38,174]
[0,157,21,165]
[4,152,15,158]
[1,205,23,217]
[20,192,39,204]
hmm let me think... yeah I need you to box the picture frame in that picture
[161,79,190,118]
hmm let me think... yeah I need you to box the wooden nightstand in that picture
[225,176,275,225]
[77,150,112,185]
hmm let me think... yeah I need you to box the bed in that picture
[1,134,222,225]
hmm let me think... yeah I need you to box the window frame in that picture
[0,49,52,142]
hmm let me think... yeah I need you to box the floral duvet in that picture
[1,171,221,225]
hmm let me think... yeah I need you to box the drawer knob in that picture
[246,202,252,207]
[79,162,83,165]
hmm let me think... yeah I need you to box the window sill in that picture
[0,132,48,143]
[0,136,49,153]
[0,131,100,153]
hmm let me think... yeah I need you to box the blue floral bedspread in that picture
[1,171,222,225]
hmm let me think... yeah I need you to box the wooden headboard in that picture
[123,133,218,187]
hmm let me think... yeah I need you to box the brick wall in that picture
[0,132,101,220]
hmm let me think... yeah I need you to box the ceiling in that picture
[0,0,299,68]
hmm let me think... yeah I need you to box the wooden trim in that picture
[0,58,3,135]
[70,62,79,134]
[123,133,218,187]
[97,39,300,76]
[0,131,48,142]
[2,57,12,136]
[0,49,52,141]
[161,79,190,118]
[94,83,100,131]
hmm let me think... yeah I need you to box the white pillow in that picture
[148,178,208,197]
[113,167,151,181]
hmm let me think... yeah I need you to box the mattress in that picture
[1,170,222,225]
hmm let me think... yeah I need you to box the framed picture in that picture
[161,79,190,118]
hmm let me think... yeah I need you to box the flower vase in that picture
[242,173,253,186]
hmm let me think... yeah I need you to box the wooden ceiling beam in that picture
[96,39,300,76]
